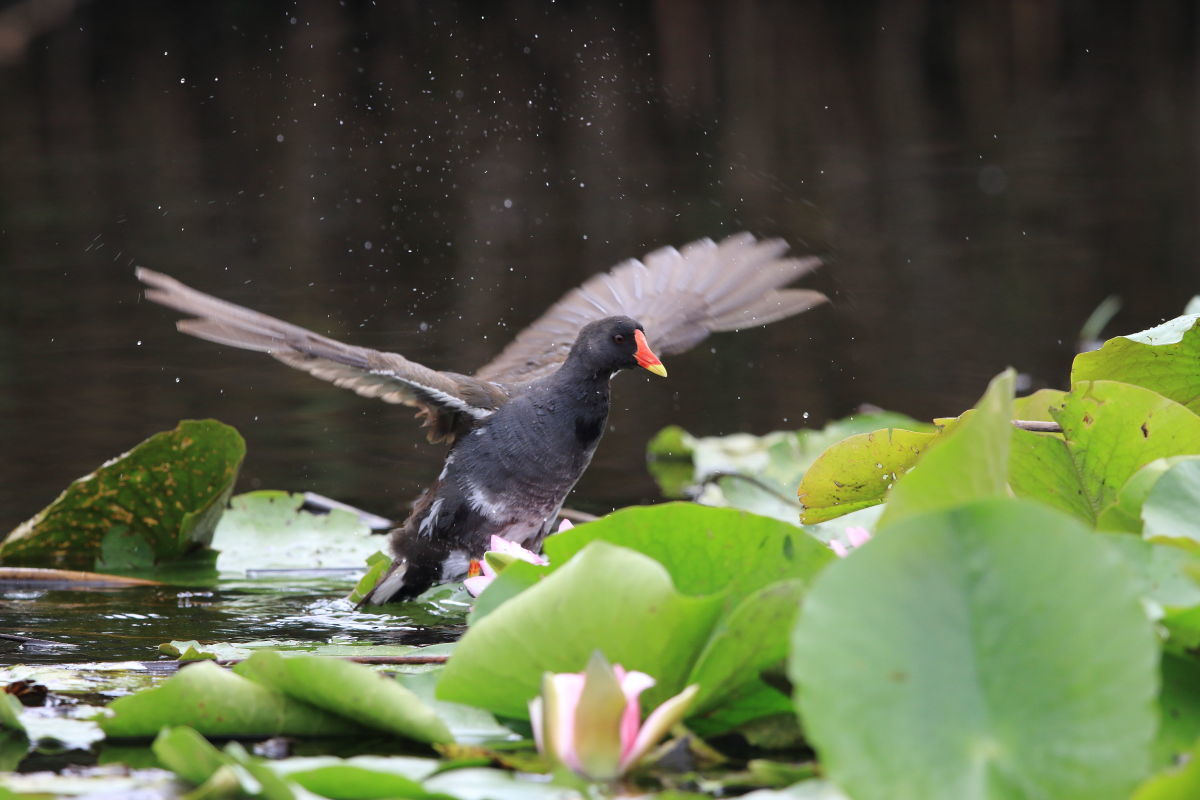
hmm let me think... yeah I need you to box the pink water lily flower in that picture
[462,532,553,597]
[529,651,699,782]
[829,525,872,557]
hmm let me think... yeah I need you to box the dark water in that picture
[1,1,1197,533]
[1,578,463,665]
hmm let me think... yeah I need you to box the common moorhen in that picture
[136,233,825,603]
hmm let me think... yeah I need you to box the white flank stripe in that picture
[418,497,444,537]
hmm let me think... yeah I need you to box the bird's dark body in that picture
[135,232,826,606]
[366,322,619,602]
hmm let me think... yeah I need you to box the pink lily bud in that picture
[829,525,873,557]
[463,535,548,597]
[528,651,699,782]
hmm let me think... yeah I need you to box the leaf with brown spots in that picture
[0,420,244,571]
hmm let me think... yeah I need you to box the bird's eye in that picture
[613,334,625,344]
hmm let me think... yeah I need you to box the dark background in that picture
[1,1,1196,528]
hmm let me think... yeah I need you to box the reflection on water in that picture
[1,579,464,665]
[1,1,1196,535]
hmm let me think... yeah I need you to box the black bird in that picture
[136,233,825,603]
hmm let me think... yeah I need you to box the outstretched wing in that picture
[474,232,825,384]
[136,268,509,443]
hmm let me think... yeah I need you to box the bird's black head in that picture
[568,316,668,378]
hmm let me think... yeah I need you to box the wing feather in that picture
[137,268,508,442]
[475,233,825,383]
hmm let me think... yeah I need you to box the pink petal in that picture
[846,526,872,547]
[462,575,492,597]
[621,684,699,771]
[547,672,586,771]
[486,535,548,566]
[829,540,849,558]
[557,519,575,532]
[615,668,656,761]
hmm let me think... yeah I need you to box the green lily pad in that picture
[0,696,24,735]
[790,498,1158,800]
[1095,459,1181,532]
[0,419,243,571]
[1008,427,1096,522]
[687,580,805,716]
[1010,388,1067,421]
[348,551,393,605]
[1072,315,1200,413]
[438,541,725,719]
[458,506,831,733]
[797,427,937,524]
[1100,534,1200,649]
[1153,655,1200,770]
[233,650,452,744]
[1143,459,1200,546]
[876,370,1015,529]
[1133,736,1200,800]
[543,503,834,603]
[99,660,361,739]
[152,726,229,786]
[648,413,933,521]
[211,491,380,572]
[285,763,453,800]
[1011,382,1200,525]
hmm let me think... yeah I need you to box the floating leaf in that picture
[211,491,381,572]
[233,651,452,744]
[543,503,834,603]
[1153,655,1200,770]
[790,499,1158,800]
[876,370,1015,529]
[151,726,229,786]
[1073,315,1200,413]
[348,551,393,605]
[1096,458,1197,533]
[0,420,244,571]
[1133,736,1200,800]
[285,762,452,800]
[1143,459,1200,547]
[686,580,805,724]
[1011,382,1200,525]
[797,428,936,524]
[438,541,724,719]
[99,660,361,739]
[649,413,932,521]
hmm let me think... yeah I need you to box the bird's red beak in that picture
[634,329,668,377]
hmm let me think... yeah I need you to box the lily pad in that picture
[790,498,1158,800]
[285,762,453,800]
[1072,315,1200,413]
[876,369,1015,529]
[152,726,229,786]
[99,660,361,739]
[648,413,933,521]
[1132,736,1200,800]
[211,491,381,572]
[438,541,725,719]
[1153,655,1200,770]
[543,503,834,603]
[1143,459,1200,546]
[233,650,452,744]
[686,580,805,716]
[797,427,936,524]
[1096,458,1200,533]
[0,419,243,571]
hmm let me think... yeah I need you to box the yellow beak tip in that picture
[644,363,668,378]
